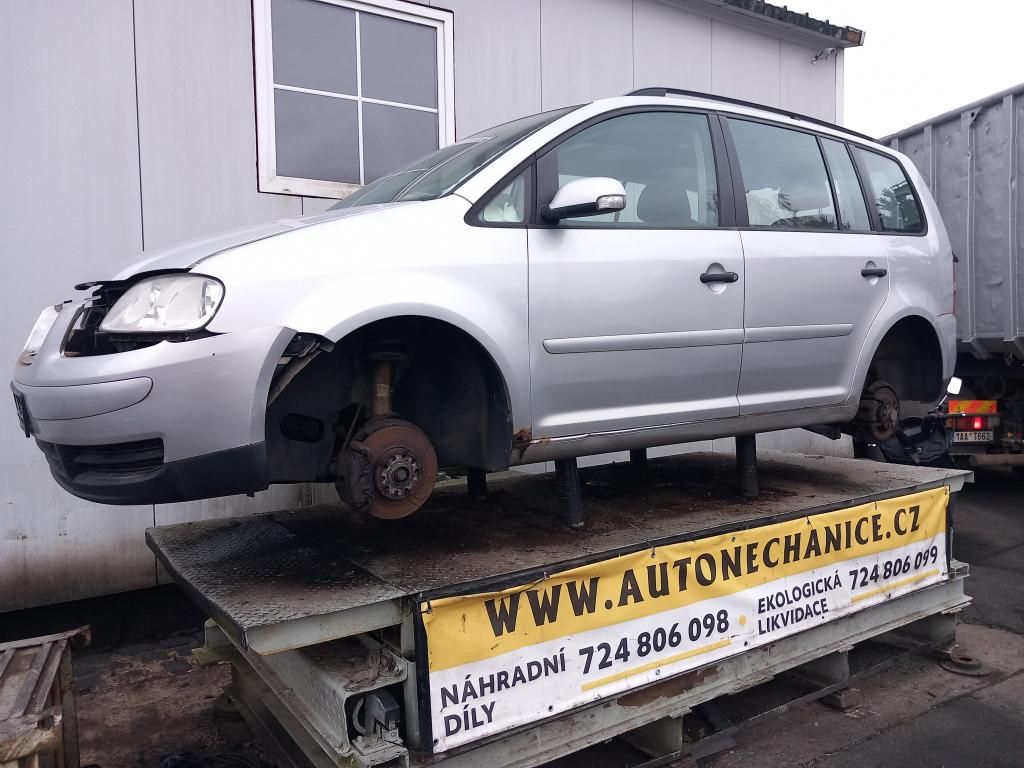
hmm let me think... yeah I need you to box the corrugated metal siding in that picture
[711,20,781,107]
[539,0,636,111]
[133,0,303,250]
[1,0,843,611]
[429,0,543,138]
[888,85,1024,356]
[633,0,713,91]
[0,0,157,609]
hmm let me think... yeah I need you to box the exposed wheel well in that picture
[266,317,514,482]
[866,316,944,403]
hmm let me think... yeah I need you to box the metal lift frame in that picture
[149,452,972,768]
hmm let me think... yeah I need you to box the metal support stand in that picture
[467,467,487,500]
[555,457,585,529]
[736,434,759,499]
[629,448,648,478]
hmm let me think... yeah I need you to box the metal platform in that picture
[147,451,972,768]
[148,451,968,654]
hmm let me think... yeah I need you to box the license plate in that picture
[12,390,32,437]
[953,430,994,443]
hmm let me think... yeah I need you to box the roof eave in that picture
[693,0,865,48]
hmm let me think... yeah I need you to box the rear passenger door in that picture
[724,118,888,415]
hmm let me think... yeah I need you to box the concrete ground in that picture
[65,467,1024,767]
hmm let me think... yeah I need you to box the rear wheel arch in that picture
[864,315,945,403]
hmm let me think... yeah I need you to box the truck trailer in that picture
[886,84,1024,471]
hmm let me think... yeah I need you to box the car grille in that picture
[37,438,164,485]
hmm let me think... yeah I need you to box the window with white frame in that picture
[254,0,454,198]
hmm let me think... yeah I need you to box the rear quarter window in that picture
[854,148,924,233]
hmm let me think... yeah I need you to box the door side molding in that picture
[744,324,853,344]
[544,328,745,354]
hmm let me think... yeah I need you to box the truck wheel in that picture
[335,418,438,519]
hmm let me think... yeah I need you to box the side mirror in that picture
[541,177,626,223]
[947,376,963,396]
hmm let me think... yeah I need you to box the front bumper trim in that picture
[18,377,153,420]
[40,439,270,505]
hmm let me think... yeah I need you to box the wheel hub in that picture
[376,450,421,499]
[859,381,901,442]
[341,419,438,520]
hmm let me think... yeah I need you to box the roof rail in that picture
[627,87,876,143]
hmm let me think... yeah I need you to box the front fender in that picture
[199,196,532,430]
[313,278,529,429]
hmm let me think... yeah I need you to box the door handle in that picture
[700,271,739,284]
[861,267,888,278]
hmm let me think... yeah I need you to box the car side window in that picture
[853,148,924,233]
[480,169,529,224]
[727,118,837,230]
[820,138,871,231]
[538,111,720,228]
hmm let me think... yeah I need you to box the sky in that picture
[793,0,1024,138]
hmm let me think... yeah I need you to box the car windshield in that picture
[331,106,578,209]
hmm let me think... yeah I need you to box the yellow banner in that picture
[422,486,948,672]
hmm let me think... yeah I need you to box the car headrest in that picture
[636,182,695,226]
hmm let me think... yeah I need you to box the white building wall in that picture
[633,1,713,92]
[1,1,156,606]
[0,0,848,610]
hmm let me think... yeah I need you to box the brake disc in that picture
[860,381,901,442]
[356,419,438,520]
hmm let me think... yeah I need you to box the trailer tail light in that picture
[952,416,981,431]
[950,414,1000,431]
[948,400,1000,433]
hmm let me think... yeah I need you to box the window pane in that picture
[360,13,438,108]
[854,148,924,233]
[821,138,871,231]
[272,0,357,95]
[362,102,438,183]
[274,88,360,184]
[544,112,719,227]
[481,172,528,223]
[729,119,837,230]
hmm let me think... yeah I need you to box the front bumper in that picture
[12,300,294,504]
[34,439,270,505]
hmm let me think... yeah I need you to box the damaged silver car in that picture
[12,90,956,518]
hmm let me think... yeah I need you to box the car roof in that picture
[590,89,882,149]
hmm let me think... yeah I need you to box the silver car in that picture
[11,89,956,518]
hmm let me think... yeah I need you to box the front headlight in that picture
[100,274,225,333]
[18,304,64,365]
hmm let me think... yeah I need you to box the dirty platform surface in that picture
[147,451,966,652]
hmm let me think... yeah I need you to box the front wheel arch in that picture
[266,316,515,483]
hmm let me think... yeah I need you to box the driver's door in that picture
[527,110,745,440]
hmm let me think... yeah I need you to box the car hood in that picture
[110,203,403,280]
